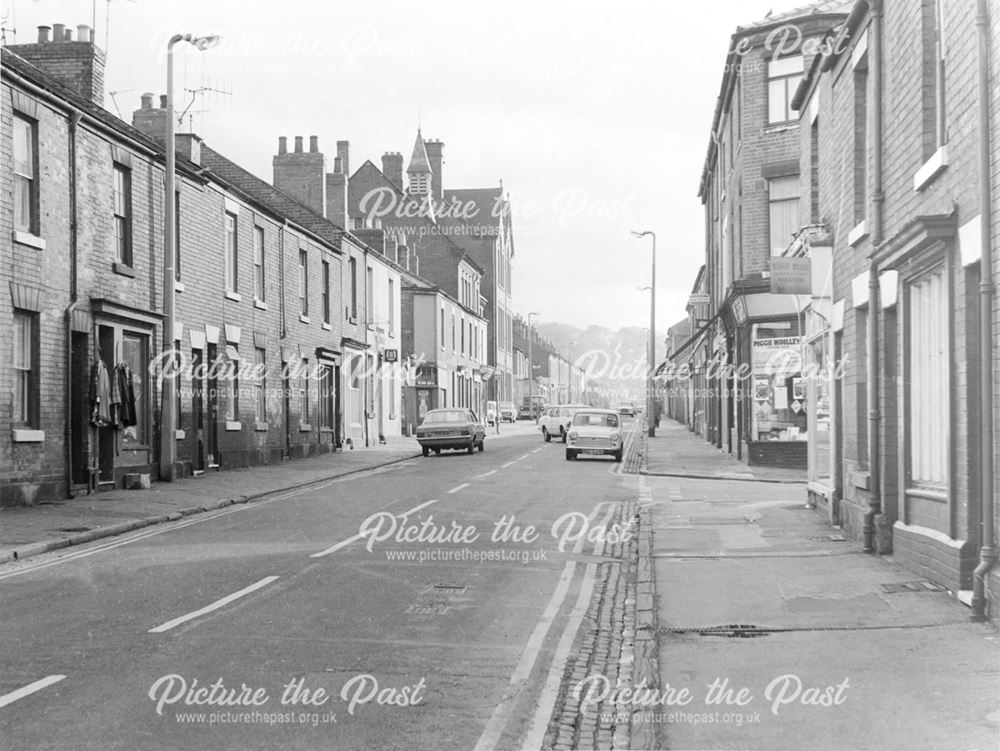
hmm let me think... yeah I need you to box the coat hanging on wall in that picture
[89,360,113,428]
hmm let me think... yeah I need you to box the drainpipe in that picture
[972,0,996,621]
[64,110,83,496]
[863,0,884,553]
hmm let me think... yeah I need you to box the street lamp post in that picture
[631,230,656,437]
[527,312,539,421]
[160,32,220,482]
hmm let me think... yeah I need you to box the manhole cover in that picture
[880,580,946,594]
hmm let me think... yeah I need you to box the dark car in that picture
[416,409,486,456]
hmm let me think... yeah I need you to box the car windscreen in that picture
[572,412,619,428]
[423,411,467,424]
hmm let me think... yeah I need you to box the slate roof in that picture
[201,145,345,247]
[736,0,854,31]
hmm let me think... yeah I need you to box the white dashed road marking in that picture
[148,576,280,634]
[0,675,66,708]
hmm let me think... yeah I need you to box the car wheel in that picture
[434,448,441,455]
[543,427,551,443]
[565,450,575,461]
[467,440,475,454]
[422,446,429,457]
[478,439,485,452]
[614,450,623,463]
[560,428,566,443]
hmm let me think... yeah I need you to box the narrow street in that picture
[0,426,639,750]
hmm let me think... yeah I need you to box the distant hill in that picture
[534,322,666,405]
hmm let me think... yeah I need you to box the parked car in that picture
[416,409,486,456]
[617,402,636,417]
[565,409,624,462]
[499,401,517,423]
[485,400,498,426]
[539,403,588,443]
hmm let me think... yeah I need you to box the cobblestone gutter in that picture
[541,496,661,750]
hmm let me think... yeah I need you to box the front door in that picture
[206,343,219,467]
[192,348,205,472]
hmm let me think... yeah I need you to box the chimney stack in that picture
[382,152,403,192]
[8,21,107,106]
[326,156,348,230]
[273,135,327,217]
[337,140,350,178]
[424,139,444,200]
[131,93,166,142]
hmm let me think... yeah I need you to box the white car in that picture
[539,403,588,443]
[565,408,624,462]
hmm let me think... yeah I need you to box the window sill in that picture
[225,420,242,431]
[847,220,869,247]
[225,291,242,303]
[254,421,268,432]
[763,122,799,135]
[13,231,46,250]
[174,281,185,293]
[913,145,949,191]
[175,429,186,440]
[319,427,336,434]
[299,314,311,324]
[112,262,136,278]
[321,322,331,331]
[299,424,312,432]
[254,298,268,310]
[12,428,45,443]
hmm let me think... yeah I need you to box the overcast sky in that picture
[7,0,808,334]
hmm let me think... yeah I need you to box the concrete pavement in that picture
[641,419,806,483]
[0,421,539,567]
[632,421,1000,750]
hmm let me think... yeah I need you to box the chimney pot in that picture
[37,25,51,43]
[141,92,153,110]
[159,94,168,109]
[77,25,91,43]
[294,136,303,153]
[64,29,73,41]
[52,23,65,42]
[336,140,350,178]
[309,135,319,153]
[278,136,287,155]
[333,156,343,174]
